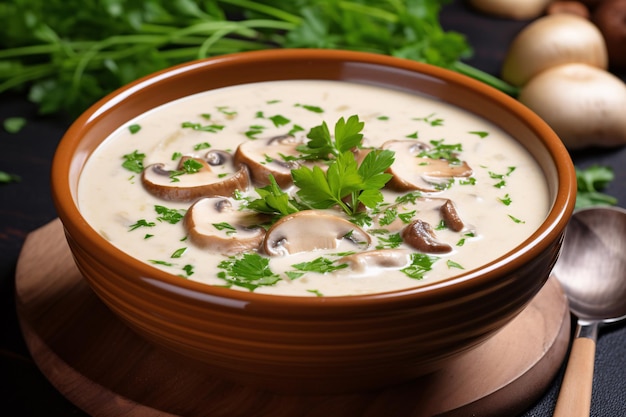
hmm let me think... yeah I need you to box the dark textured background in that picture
[1,1,625,415]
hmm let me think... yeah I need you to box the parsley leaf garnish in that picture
[246,175,300,217]
[286,256,349,280]
[122,150,145,173]
[418,139,462,163]
[292,120,394,217]
[217,253,282,291]
[193,142,211,150]
[269,114,290,127]
[213,222,237,235]
[508,215,525,224]
[446,260,464,270]
[181,121,224,133]
[293,257,348,273]
[295,103,324,113]
[414,113,444,126]
[469,131,488,138]
[401,253,439,279]
[182,264,195,277]
[498,194,512,206]
[375,232,403,249]
[129,219,155,231]
[378,208,398,226]
[296,115,364,160]
[169,158,204,182]
[155,205,186,224]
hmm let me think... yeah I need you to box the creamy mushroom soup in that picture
[78,80,550,296]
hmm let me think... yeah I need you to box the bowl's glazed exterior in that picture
[51,49,576,393]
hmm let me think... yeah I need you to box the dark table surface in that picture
[1,1,625,416]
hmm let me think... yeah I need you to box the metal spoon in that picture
[552,206,626,417]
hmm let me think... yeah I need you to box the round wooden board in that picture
[15,219,570,417]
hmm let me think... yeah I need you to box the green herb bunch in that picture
[0,0,517,117]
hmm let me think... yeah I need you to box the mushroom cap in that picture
[501,13,608,86]
[440,199,465,232]
[518,63,626,149]
[234,135,304,188]
[263,210,371,256]
[184,197,266,255]
[402,219,453,254]
[382,140,472,193]
[142,153,250,202]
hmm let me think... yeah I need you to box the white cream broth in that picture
[78,80,549,296]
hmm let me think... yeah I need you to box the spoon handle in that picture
[553,322,597,417]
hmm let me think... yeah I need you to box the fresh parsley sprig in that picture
[246,174,300,217]
[296,115,364,160]
[291,115,394,215]
[217,253,282,291]
[292,148,394,216]
[291,115,394,216]
[246,116,395,218]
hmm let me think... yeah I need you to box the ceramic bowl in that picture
[51,49,576,394]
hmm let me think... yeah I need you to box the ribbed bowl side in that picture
[64,226,562,393]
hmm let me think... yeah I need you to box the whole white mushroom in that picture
[519,63,626,149]
[501,13,608,87]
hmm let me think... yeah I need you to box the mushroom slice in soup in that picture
[184,197,266,255]
[402,219,453,254]
[382,140,473,192]
[263,210,371,256]
[440,199,464,232]
[234,134,305,188]
[141,151,250,201]
[338,249,413,273]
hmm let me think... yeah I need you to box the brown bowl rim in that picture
[51,48,577,310]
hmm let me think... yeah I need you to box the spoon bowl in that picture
[553,206,626,416]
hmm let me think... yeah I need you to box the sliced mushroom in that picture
[440,199,464,232]
[234,134,305,188]
[204,149,232,167]
[184,197,266,255]
[263,210,371,256]
[338,249,413,273]
[402,219,453,254]
[142,151,250,202]
[382,140,473,193]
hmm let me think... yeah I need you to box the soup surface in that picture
[78,80,550,296]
